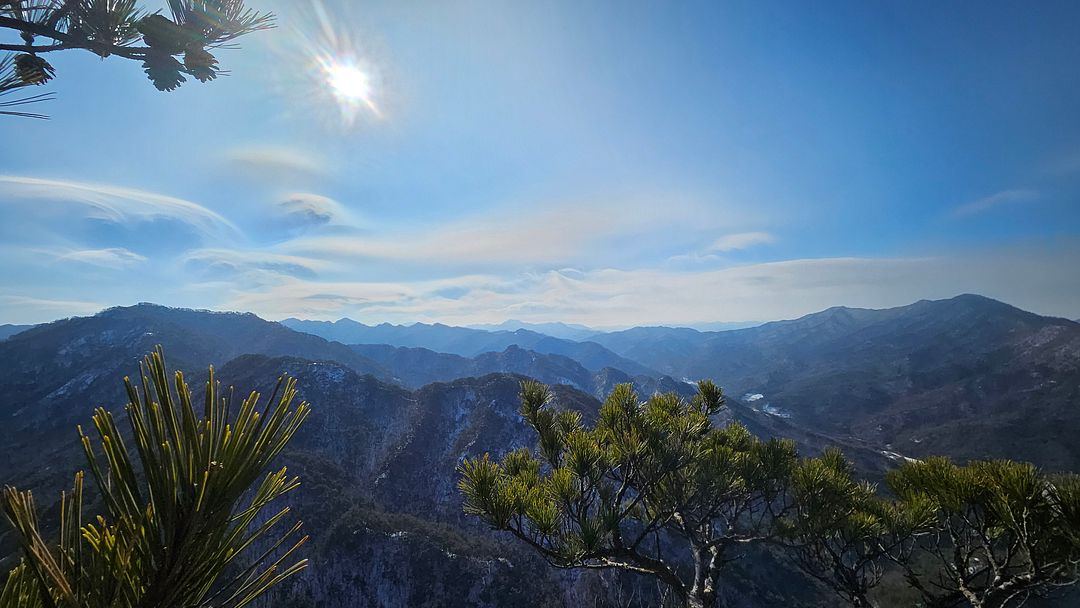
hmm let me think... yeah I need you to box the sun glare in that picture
[328,64,371,101]
[322,59,381,119]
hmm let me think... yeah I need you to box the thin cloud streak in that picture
[0,176,241,239]
[668,231,776,264]
[183,248,334,282]
[708,231,775,252]
[224,146,329,181]
[951,189,1039,218]
[0,295,104,324]
[52,248,148,269]
[281,198,738,267]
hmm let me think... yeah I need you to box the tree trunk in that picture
[688,544,721,608]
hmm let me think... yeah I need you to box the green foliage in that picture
[0,53,53,118]
[458,380,798,608]
[462,380,1080,608]
[1,347,310,608]
[781,448,934,607]
[1,0,274,116]
[886,457,1080,608]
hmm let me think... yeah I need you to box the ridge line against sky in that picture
[1,1,1079,325]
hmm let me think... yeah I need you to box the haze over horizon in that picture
[3,1,1080,326]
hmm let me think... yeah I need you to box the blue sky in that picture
[2,0,1079,327]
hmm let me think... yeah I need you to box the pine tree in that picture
[0,347,310,608]
[1,1,273,117]
[887,458,1080,608]
[460,380,1080,608]
[779,448,936,607]
[458,380,799,608]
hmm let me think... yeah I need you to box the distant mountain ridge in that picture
[280,317,657,376]
[351,342,696,400]
[465,319,597,341]
[0,324,32,341]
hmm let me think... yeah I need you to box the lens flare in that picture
[265,1,387,128]
[327,64,372,101]
[321,58,381,119]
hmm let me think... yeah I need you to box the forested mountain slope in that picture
[594,295,1080,469]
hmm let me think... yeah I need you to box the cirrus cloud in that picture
[707,231,776,252]
[225,146,328,182]
[0,176,240,240]
[211,242,1080,327]
[951,189,1039,218]
[183,248,330,282]
[51,247,148,269]
[281,196,736,268]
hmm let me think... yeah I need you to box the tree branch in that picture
[0,16,148,59]
[0,42,66,52]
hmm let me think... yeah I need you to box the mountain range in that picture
[280,317,656,375]
[1,294,1077,606]
[349,343,696,400]
[588,294,1080,470]
[464,319,598,341]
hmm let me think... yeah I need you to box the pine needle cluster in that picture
[1,347,310,608]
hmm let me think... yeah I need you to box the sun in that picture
[321,58,381,119]
[327,63,371,101]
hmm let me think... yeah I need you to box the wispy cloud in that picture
[0,176,240,239]
[212,244,1080,326]
[668,231,775,265]
[277,192,354,227]
[0,295,103,323]
[225,146,328,181]
[220,274,501,319]
[281,197,731,268]
[951,189,1039,218]
[183,248,330,282]
[707,231,776,252]
[51,247,148,269]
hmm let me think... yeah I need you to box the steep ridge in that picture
[217,357,828,608]
[0,304,393,490]
[217,360,600,518]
